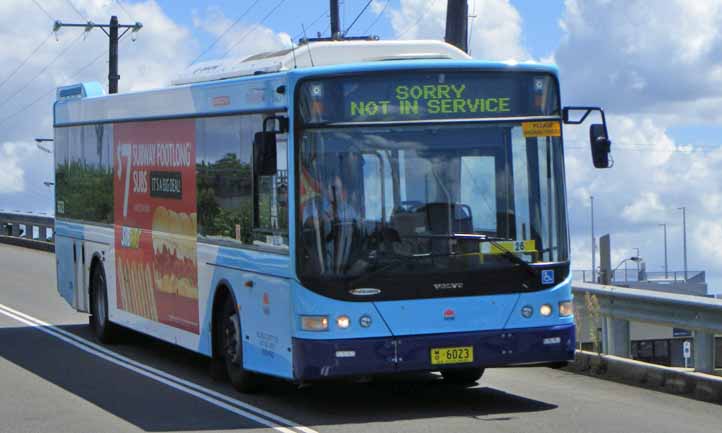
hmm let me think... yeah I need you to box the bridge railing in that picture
[0,212,55,251]
[572,281,721,373]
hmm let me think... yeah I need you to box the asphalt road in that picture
[0,243,720,433]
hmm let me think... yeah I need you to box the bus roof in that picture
[172,39,472,85]
[54,40,559,127]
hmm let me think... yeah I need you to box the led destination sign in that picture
[298,71,559,125]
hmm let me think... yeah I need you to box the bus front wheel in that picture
[441,367,485,385]
[90,264,117,344]
[221,297,261,393]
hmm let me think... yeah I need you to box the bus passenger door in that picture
[55,235,76,307]
[72,240,88,312]
[55,237,86,311]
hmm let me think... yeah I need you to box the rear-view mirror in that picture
[589,123,611,169]
[253,132,277,177]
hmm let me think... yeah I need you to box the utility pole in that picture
[678,206,688,281]
[329,0,341,39]
[659,223,668,279]
[591,195,596,283]
[445,0,469,52]
[53,16,142,94]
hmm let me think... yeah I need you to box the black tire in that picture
[441,367,485,385]
[220,296,261,393]
[90,264,117,344]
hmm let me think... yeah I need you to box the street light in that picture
[612,256,643,282]
[34,138,53,154]
[678,207,688,281]
[659,223,668,279]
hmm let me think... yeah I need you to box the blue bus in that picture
[53,39,611,391]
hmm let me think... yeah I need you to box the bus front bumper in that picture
[292,323,575,381]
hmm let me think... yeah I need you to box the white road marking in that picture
[0,303,318,433]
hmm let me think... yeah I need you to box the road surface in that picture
[0,244,719,433]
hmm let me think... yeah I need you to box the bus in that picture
[53,39,612,391]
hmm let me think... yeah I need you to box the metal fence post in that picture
[693,331,715,373]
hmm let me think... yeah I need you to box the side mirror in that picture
[589,124,611,169]
[253,132,277,177]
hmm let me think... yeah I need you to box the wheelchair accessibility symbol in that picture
[541,269,555,285]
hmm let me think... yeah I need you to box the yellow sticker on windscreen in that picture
[522,121,561,138]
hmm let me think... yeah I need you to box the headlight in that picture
[540,304,553,317]
[301,315,328,331]
[559,301,573,317]
[336,315,350,329]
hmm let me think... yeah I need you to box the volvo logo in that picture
[349,288,382,296]
[433,282,464,290]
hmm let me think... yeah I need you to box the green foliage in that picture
[55,161,113,223]
[196,153,253,243]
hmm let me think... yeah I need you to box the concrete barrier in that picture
[568,350,722,404]
[0,236,55,253]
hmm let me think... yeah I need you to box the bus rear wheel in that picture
[441,367,485,385]
[90,264,117,344]
[220,296,261,393]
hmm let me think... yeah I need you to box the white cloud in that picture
[192,6,292,62]
[621,192,665,224]
[0,142,26,194]
[387,0,529,60]
[556,0,722,115]
[0,0,194,213]
[564,114,722,290]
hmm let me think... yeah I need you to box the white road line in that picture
[0,303,319,433]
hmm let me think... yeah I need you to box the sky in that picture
[1,0,721,293]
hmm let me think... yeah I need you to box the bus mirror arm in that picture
[562,106,613,169]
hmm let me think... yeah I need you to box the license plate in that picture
[430,346,474,365]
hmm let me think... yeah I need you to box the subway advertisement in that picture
[113,119,199,334]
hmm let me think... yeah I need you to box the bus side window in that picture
[252,125,289,250]
[196,115,256,244]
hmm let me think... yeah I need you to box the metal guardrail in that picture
[573,269,705,284]
[572,282,722,373]
[0,212,55,251]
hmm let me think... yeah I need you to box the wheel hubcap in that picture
[223,313,241,364]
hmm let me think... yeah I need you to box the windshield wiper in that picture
[396,233,536,276]
[352,234,535,287]
[351,250,460,287]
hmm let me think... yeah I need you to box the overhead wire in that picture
[362,0,390,35]
[221,0,287,59]
[188,0,262,67]
[64,0,87,20]
[0,40,119,128]
[31,0,55,21]
[0,33,53,93]
[397,0,439,39]
[293,10,329,41]
[0,31,85,114]
[343,0,373,36]
[115,0,136,22]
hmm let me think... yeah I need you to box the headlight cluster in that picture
[300,314,372,331]
[520,301,573,318]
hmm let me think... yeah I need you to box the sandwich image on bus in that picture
[52,38,612,392]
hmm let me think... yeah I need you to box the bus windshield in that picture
[296,121,568,295]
